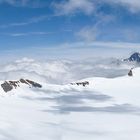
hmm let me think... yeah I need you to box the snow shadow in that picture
[49,103,140,114]
[20,88,140,115]
[21,89,112,104]
[36,91,111,104]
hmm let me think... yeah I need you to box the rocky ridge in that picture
[1,79,42,92]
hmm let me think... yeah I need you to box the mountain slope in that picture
[124,52,140,63]
[0,68,140,140]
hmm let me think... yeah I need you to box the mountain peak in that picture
[124,52,140,62]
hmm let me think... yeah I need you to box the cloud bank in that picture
[53,0,95,15]
[54,0,140,15]
[0,0,46,7]
[0,57,135,84]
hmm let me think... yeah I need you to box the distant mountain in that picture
[124,52,140,63]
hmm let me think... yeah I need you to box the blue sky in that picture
[1,0,140,59]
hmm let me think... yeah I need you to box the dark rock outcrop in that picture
[128,70,133,76]
[20,79,30,85]
[26,79,42,88]
[128,68,134,77]
[1,79,42,93]
[1,82,13,92]
[71,81,89,87]
[124,52,140,63]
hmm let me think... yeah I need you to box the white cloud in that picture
[63,41,140,49]
[0,56,134,84]
[6,32,54,37]
[0,0,30,6]
[121,29,140,41]
[53,0,140,16]
[53,0,95,15]
[0,0,47,7]
[0,30,72,37]
[1,0,140,13]
[107,0,140,13]
[76,15,115,42]
[0,15,52,28]
[76,26,99,42]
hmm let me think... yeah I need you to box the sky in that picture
[1,0,140,59]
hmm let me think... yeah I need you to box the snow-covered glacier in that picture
[0,58,139,140]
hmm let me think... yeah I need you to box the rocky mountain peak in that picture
[124,52,140,62]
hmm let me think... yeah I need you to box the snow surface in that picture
[0,61,140,140]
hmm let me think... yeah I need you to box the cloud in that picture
[121,28,140,41]
[5,32,55,37]
[0,0,31,7]
[0,15,53,28]
[76,14,115,42]
[0,0,47,7]
[53,0,140,16]
[106,0,140,13]
[76,26,99,42]
[59,41,140,49]
[0,58,74,84]
[0,30,72,37]
[1,0,140,14]
[53,0,95,15]
[0,56,133,84]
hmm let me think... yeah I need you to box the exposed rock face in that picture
[1,82,13,93]
[1,79,42,93]
[128,68,133,77]
[71,81,89,87]
[20,79,30,85]
[26,79,42,88]
[128,70,133,76]
[124,52,140,63]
